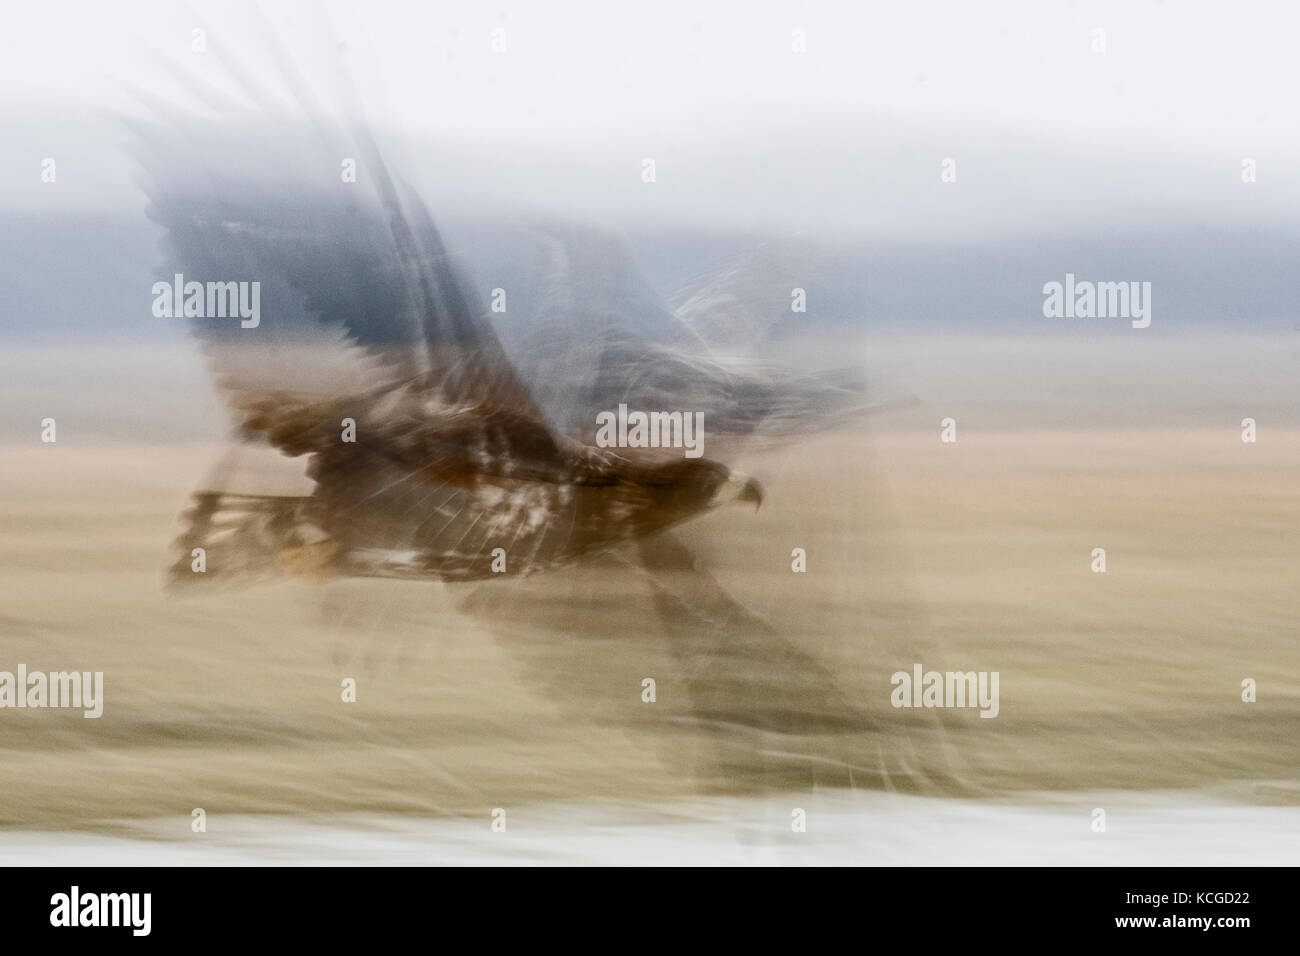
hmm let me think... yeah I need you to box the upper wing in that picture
[451,214,705,439]
[478,218,871,449]
[126,45,542,427]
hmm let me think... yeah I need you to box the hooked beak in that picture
[713,471,764,511]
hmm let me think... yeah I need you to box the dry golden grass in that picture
[1,425,1297,832]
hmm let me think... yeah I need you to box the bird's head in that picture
[708,466,765,511]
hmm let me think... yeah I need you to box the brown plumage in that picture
[170,380,760,587]
[132,58,774,592]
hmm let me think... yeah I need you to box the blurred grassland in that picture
[0,424,1297,832]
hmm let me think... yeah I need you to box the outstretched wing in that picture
[447,214,703,439]
[127,45,542,428]
[471,216,872,450]
[131,42,584,585]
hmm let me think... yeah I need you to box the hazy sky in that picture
[5,0,1297,148]
[3,0,1298,238]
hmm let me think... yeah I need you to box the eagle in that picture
[125,58,863,592]
[126,37,943,802]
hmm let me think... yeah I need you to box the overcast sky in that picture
[3,0,1298,237]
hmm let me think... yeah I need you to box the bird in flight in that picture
[130,51,778,591]
[128,35,929,800]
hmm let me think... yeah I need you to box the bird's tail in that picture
[166,492,337,591]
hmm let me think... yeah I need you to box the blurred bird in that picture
[129,34,931,803]
[130,59,774,590]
